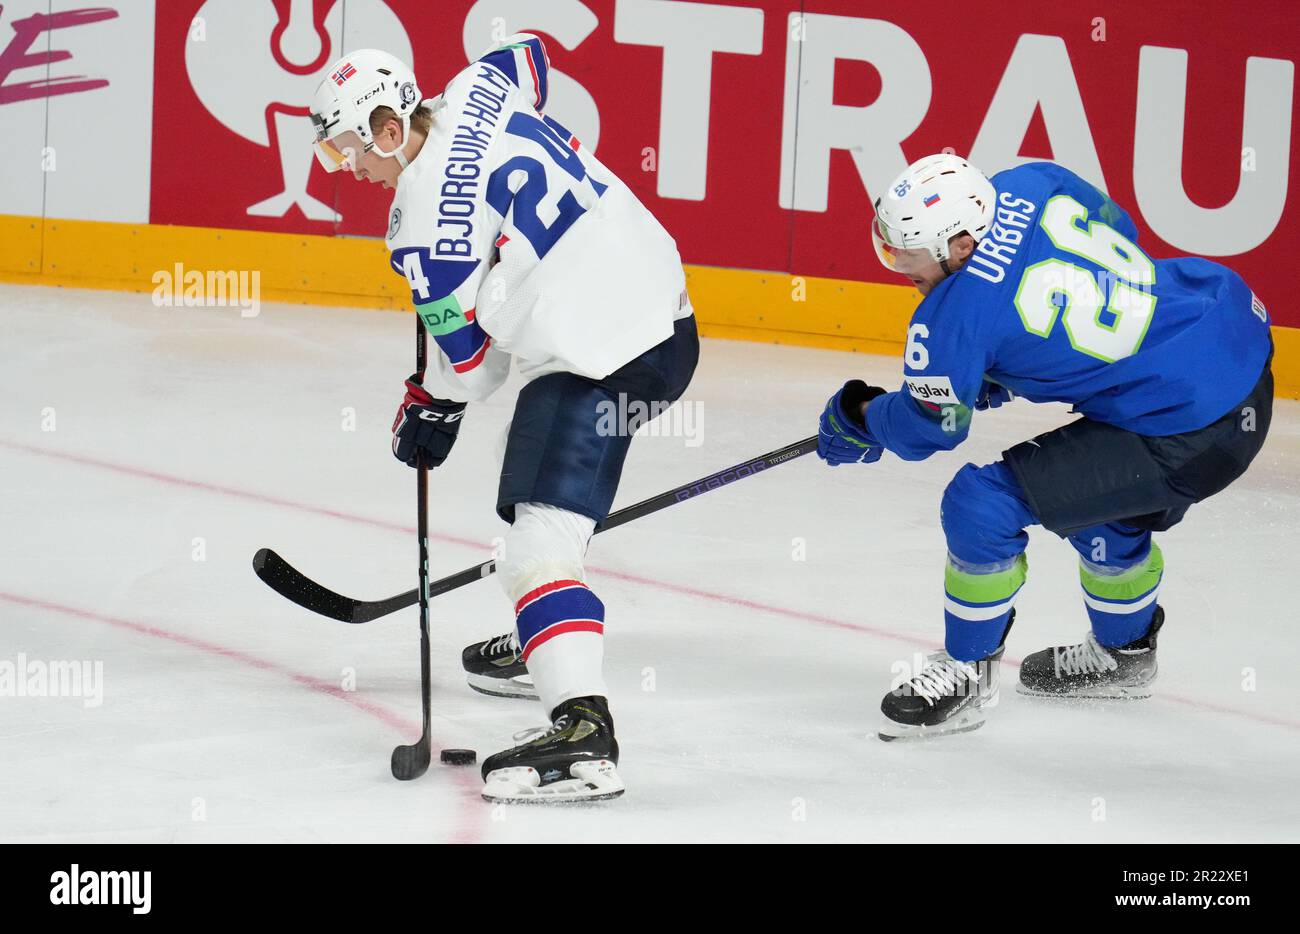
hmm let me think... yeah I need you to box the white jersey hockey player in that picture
[310,35,698,801]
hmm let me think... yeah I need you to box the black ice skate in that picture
[1017,607,1164,699]
[462,632,538,700]
[480,696,624,803]
[879,643,1006,741]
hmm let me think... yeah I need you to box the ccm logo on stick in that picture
[906,376,956,404]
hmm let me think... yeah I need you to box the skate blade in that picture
[481,760,624,804]
[877,706,989,742]
[1016,682,1153,700]
[467,672,539,701]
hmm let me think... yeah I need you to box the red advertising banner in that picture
[147,1,1299,323]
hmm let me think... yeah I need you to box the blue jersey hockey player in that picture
[816,154,1274,740]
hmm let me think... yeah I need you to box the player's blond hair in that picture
[369,104,433,139]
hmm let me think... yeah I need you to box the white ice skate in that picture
[482,759,625,804]
[479,696,625,803]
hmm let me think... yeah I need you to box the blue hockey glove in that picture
[818,380,887,466]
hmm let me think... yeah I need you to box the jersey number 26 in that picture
[1013,195,1156,363]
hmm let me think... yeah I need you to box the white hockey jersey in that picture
[385,34,691,403]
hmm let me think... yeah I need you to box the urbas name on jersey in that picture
[865,161,1272,461]
[385,33,687,403]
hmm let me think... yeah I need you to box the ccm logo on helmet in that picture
[355,86,383,108]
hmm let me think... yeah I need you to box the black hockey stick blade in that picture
[254,435,820,624]
[390,622,433,780]
[252,548,419,624]
[391,739,431,780]
[390,609,433,780]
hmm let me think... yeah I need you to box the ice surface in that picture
[1,284,1296,843]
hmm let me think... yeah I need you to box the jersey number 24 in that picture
[486,113,607,259]
[1013,195,1156,363]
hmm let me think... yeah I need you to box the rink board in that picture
[2,212,1298,399]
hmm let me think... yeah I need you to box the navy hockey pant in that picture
[941,355,1273,662]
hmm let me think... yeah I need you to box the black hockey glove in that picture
[391,374,466,469]
[975,380,1015,411]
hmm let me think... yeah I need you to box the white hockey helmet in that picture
[310,49,422,173]
[872,153,996,275]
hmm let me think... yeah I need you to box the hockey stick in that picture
[253,434,819,624]
[390,317,433,781]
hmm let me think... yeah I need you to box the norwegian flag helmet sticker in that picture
[332,62,357,86]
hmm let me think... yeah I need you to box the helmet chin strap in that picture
[371,141,410,170]
[372,113,413,170]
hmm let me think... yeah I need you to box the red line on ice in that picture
[5,439,1298,734]
[0,590,487,844]
[0,439,421,537]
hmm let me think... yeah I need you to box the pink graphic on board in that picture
[0,5,118,105]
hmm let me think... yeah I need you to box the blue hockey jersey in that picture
[866,162,1272,460]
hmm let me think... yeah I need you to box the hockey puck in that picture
[440,748,477,766]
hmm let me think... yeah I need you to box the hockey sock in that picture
[944,552,1027,662]
[515,579,608,716]
[1078,542,1163,647]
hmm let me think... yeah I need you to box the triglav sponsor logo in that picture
[905,375,955,403]
[50,865,151,914]
[0,654,103,708]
